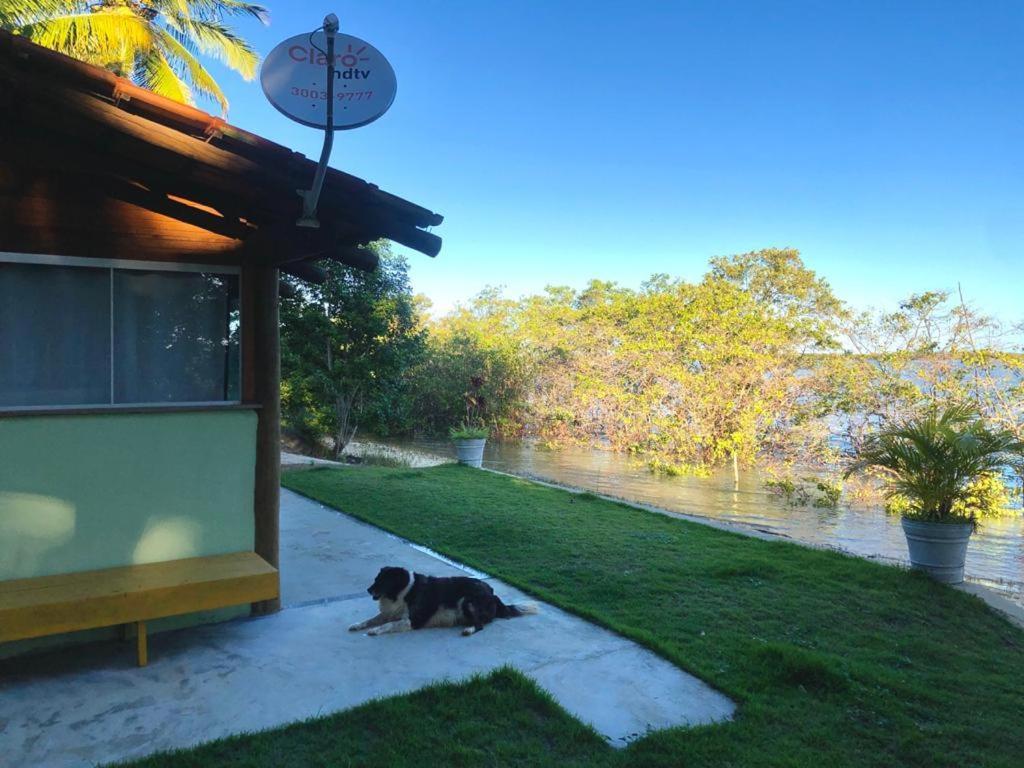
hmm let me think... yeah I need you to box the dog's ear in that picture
[383,567,410,599]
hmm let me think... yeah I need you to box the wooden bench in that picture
[0,552,278,666]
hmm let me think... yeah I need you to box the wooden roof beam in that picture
[99,177,253,240]
[281,261,327,283]
[15,92,440,255]
[2,51,444,257]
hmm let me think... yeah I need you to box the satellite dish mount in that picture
[260,13,398,229]
[296,13,340,228]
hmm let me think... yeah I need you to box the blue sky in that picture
[210,1,1022,325]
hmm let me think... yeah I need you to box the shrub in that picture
[450,424,490,440]
[813,479,843,508]
[847,405,1024,525]
[764,476,842,508]
[885,471,1013,519]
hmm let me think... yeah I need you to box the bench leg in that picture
[136,620,148,667]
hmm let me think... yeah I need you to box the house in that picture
[0,31,442,663]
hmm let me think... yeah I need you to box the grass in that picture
[125,464,1024,767]
[111,668,609,768]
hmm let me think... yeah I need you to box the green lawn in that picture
[113,668,609,768]
[125,464,1024,767]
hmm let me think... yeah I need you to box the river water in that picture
[385,437,1024,600]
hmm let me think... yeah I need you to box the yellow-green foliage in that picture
[885,472,1013,519]
[646,458,711,477]
[411,249,843,471]
[1,0,267,115]
[407,252,1024,478]
[764,476,843,508]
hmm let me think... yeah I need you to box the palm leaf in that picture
[0,0,77,29]
[5,0,265,114]
[171,0,269,24]
[137,47,193,105]
[154,26,228,113]
[846,406,1024,522]
[163,15,258,79]
[15,9,158,74]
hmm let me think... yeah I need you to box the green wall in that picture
[0,409,257,581]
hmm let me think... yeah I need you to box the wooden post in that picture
[249,264,281,615]
[136,621,147,667]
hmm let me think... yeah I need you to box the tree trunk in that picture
[332,389,360,459]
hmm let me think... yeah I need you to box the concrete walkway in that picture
[0,490,734,767]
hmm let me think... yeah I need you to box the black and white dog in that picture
[349,566,538,637]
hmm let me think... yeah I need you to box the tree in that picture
[407,287,534,437]
[0,0,267,114]
[709,247,845,348]
[329,245,1022,496]
[812,289,1024,503]
[280,244,424,458]
[405,249,846,474]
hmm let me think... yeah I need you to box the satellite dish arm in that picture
[297,13,340,228]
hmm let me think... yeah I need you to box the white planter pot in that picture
[453,438,486,468]
[901,518,973,585]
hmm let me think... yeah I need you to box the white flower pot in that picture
[453,438,486,468]
[901,518,973,584]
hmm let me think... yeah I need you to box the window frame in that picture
[0,252,245,413]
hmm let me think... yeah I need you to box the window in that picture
[0,258,240,408]
[0,263,111,407]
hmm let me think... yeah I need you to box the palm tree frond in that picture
[6,0,262,114]
[175,0,269,24]
[846,406,1024,522]
[154,27,228,114]
[0,0,77,30]
[167,17,258,79]
[16,10,158,75]
[137,48,193,105]
[155,0,197,23]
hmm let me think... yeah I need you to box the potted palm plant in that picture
[450,376,489,468]
[846,405,1023,584]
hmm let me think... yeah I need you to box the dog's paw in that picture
[348,623,364,632]
[461,627,478,637]
[366,627,383,636]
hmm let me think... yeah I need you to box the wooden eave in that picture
[0,31,443,278]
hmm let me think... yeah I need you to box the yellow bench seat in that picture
[0,552,279,666]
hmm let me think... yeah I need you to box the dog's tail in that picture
[494,597,540,619]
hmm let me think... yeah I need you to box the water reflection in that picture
[389,437,1024,599]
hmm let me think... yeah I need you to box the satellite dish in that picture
[260,15,399,226]
[260,30,397,130]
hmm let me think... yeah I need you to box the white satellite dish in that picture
[260,31,397,130]
[259,15,399,227]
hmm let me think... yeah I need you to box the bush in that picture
[450,425,490,440]
[279,248,424,457]
[764,476,842,508]
[847,405,1024,525]
[885,471,1013,519]
[406,324,532,437]
[813,479,843,508]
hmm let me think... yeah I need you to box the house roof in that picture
[0,31,442,278]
